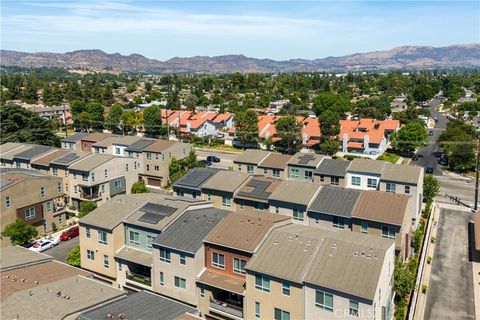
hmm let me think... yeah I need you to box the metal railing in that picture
[209,298,243,319]
[126,272,151,286]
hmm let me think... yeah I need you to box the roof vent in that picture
[288,236,293,241]
[306,241,311,246]
[273,240,279,245]
[332,243,337,249]
[354,251,359,256]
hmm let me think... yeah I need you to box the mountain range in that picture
[1,44,479,73]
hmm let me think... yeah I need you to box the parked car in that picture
[438,158,448,166]
[215,133,225,139]
[29,236,60,252]
[433,151,443,158]
[429,129,434,136]
[412,154,419,161]
[60,226,79,241]
[207,155,221,163]
[425,167,434,174]
[433,116,439,123]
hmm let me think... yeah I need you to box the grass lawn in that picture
[194,144,244,153]
[377,152,400,164]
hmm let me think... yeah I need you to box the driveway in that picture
[424,208,475,320]
[45,236,79,263]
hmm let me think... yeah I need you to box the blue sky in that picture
[1,1,479,60]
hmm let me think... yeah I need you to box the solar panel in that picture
[238,178,273,200]
[137,212,164,224]
[297,154,315,164]
[179,169,215,187]
[55,153,80,164]
[140,203,177,216]
[14,146,52,160]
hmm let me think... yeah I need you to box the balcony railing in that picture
[80,193,101,200]
[126,272,151,287]
[210,298,243,319]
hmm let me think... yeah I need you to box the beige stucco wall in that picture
[203,192,236,212]
[152,246,204,306]
[245,272,303,320]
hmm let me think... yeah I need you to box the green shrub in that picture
[427,256,432,264]
[421,285,428,294]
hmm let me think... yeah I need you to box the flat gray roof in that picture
[0,246,52,272]
[68,154,114,172]
[13,145,54,161]
[234,149,270,165]
[308,186,362,217]
[287,152,325,168]
[380,162,422,185]
[202,170,251,193]
[61,132,89,143]
[0,144,35,161]
[153,208,228,254]
[124,139,156,152]
[269,180,322,206]
[348,158,387,175]
[78,290,197,320]
[173,168,219,191]
[316,159,351,177]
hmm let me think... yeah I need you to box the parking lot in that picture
[424,208,475,320]
[44,236,79,263]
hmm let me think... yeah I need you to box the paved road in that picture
[436,175,476,208]
[424,208,475,320]
[46,237,79,263]
[195,148,239,170]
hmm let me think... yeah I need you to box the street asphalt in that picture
[45,236,79,263]
[424,208,475,320]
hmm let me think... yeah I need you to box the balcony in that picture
[80,193,101,201]
[209,298,243,320]
[126,271,151,287]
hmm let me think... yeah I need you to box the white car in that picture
[29,236,60,252]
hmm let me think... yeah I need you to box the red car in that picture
[60,226,79,241]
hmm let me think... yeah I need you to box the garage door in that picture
[147,177,162,187]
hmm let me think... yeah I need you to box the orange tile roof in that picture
[212,113,233,123]
[347,142,364,149]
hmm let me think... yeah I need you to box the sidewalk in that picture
[473,262,480,320]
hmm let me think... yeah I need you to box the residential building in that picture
[152,208,228,305]
[50,151,90,203]
[173,168,219,199]
[234,149,271,174]
[244,224,395,320]
[197,212,291,320]
[141,140,192,188]
[79,132,112,153]
[315,159,351,187]
[12,145,55,169]
[92,135,142,156]
[30,149,69,174]
[125,138,156,159]
[201,171,251,211]
[0,143,34,167]
[68,154,139,208]
[77,290,199,320]
[307,186,362,230]
[61,132,90,151]
[0,168,66,246]
[163,110,234,138]
[473,213,480,262]
[286,153,326,182]
[234,175,281,214]
[0,246,125,320]
[268,180,322,224]
[352,190,414,260]
[257,153,292,178]
[346,158,386,190]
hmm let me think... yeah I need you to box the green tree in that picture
[103,84,113,106]
[143,105,162,137]
[391,122,428,155]
[183,149,198,169]
[122,110,143,133]
[131,181,150,194]
[0,104,61,147]
[318,139,341,156]
[423,174,439,203]
[275,115,302,154]
[319,110,341,137]
[70,100,86,115]
[1,219,38,245]
[312,92,352,116]
[78,201,97,218]
[75,111,91,132]
[234,109,258,146]
[184,94,198,111]
[105,103,124,132]
[169,157,185,184]
[66,246,81,267]
[86,102,105,130]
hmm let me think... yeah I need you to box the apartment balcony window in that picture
[209,292,243,319]
[305,170,313,181]
[233,257,246,275]
[126,269,151,286]
[212,252,225,269]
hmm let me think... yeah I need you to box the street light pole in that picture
[474,135,479,211]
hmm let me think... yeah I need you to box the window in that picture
[386,183,396,193]
[315,290,333,311]
[212,252,225,269]
[274,308,290,320]
[159,272,164,285]
[86,226,91,238]
[5,195,11,208]
[349,300,359,317]
[73,173,77,180]
[82,173,88,182]
[255,302,260,318]
[104,169,108,178]
[263,168,268,175]
[40,186,45,197]
[320,175,325,182]
[146,235,155,249]
[53,168,58,176]
[118,263,122,271]
[305,170,313,180]
[247,165,254,173]
[91,173,95,182]
[57,182,62,192]
[25,208,36,220]
[282,280,291,296]
[254,202,265,211]
[114,180,122,190]
[87,249,95,260]
[254,274,270,292]
[158,248,171,262]
[361,221,368,234]
[237,164,242,171]
[275,206,279,214]
[46,201,51,212]
[58,215,62,224]
[125,164,129,172]
[180,254,186,265]
[382,226,396,239]
[146,164,150,171]
[233,258,246,275]
[221,196,231,207]
[405,185,410,194]
[103,255,109,268]
[95,230,107,244]
[293,209,304,221]
[273,169,280,177]
[200,284,205,297]
[129,231,140,245]
[115,147,121,155]
[331,177,340,186]
[174,276,186,289]
[101,184,106,193]
[332,216,346,229]
[207,193,211,201]
[154,165,159,171]
[290,168,299,178]
[351,176,361,186]
[367,178,377,188]
[74,185,78,193]
[147,152,152,160]
[238,199,244,210]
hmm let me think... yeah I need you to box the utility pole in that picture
[166,108,170,141]
[63,104,68,137]
[475,134,480,211]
